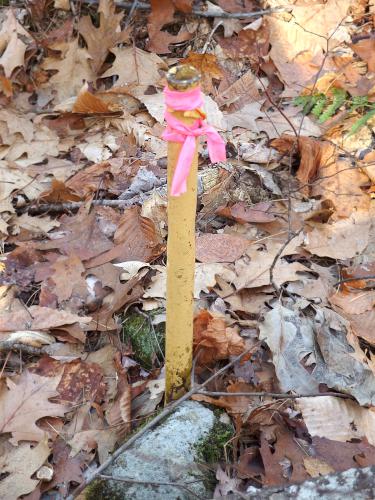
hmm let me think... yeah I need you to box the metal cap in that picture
[166,64,201,91]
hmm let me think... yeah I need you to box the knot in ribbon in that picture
[163,86,226,197]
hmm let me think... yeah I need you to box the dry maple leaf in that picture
[0,370,67,443]
[193,310,245,365]
[0,437,51,499]
[180,52,223,94]
[41,39,95,102]
[101,46,167,87]
[147,0,192,54]
[78,0,130,74]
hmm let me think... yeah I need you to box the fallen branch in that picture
[68,345,259,499]
[83,0,292,19]
[197,390,353,400]
[98,474,203,500]
[18,198,136,215]
[0,341,46,355]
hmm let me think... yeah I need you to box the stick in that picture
[197,390,353,400]
[164,65,201,402]
[18,199,137,215]
[68,346,258,499]
[82,0,292,19]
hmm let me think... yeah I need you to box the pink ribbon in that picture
[163,86,226,197]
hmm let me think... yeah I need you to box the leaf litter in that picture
[1,0,375,498]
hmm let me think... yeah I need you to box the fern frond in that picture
[318,88,347,123]
[311,95,327,118]
[347,108,375,136]
[350,95,369,112]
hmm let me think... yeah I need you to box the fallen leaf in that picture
[39,179,81,203]
[49,254,87,303]
[41,439,85,497]
[86,206,164,267]
[303,457,334,478]
[351,38,375,73]
[217,201,276,224]
[41,39,95,102]
[147,0,191,54]
[180,52,223,94]
[101,47,166,87]
[193,310,245,365]
[0,437,51,499]
[196,233,250,263]
[260,305,375,405]
[144,262,235,300]
[0,305,91,332]
[260,425,309,486]
[270,135,336,189]
[216,69,260,109]
[0,10,33,78]
[0,370,67,443]
[78,0,129,74]
[297,396,375,446]
[68,428,117,464]
[304,212,371,260]
[233,236,307,290]
[267,0,352,94]
[57,359,106,404]
[31,209,113,261]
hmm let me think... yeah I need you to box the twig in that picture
[124,0,139,28]
[334,275,375,287]
[98,474,203,500]
[0,341,46,355]
[68,344,259,499]
[269,227,303,296]
[82,0,292,18]
[197,390,353,400]
[18,198,137,215]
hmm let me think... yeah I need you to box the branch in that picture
[83,0,292,19]
[197,390,353,400]
[68,344,260,499]
[18,198,137,215]
[0,341,46,355]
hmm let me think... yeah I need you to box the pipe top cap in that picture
[166,64,201,91]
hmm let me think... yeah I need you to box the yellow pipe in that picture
[165,65,201,402]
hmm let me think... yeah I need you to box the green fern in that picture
[318,88,347,123]
[347,108,375,136]
[311,94,327,119]
[294,87,374,136]
[350,95,369,112]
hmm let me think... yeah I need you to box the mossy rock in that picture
[195,414,234,464]
[122,310,165,370]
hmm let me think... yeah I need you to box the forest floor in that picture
[2,0,375,498]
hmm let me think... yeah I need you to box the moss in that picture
[195,416,234,464]
[84,479,124,500]
[122,309,165,370]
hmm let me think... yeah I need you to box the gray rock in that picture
[100,401,216,500]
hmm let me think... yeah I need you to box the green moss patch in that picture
[122,310,165,370]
